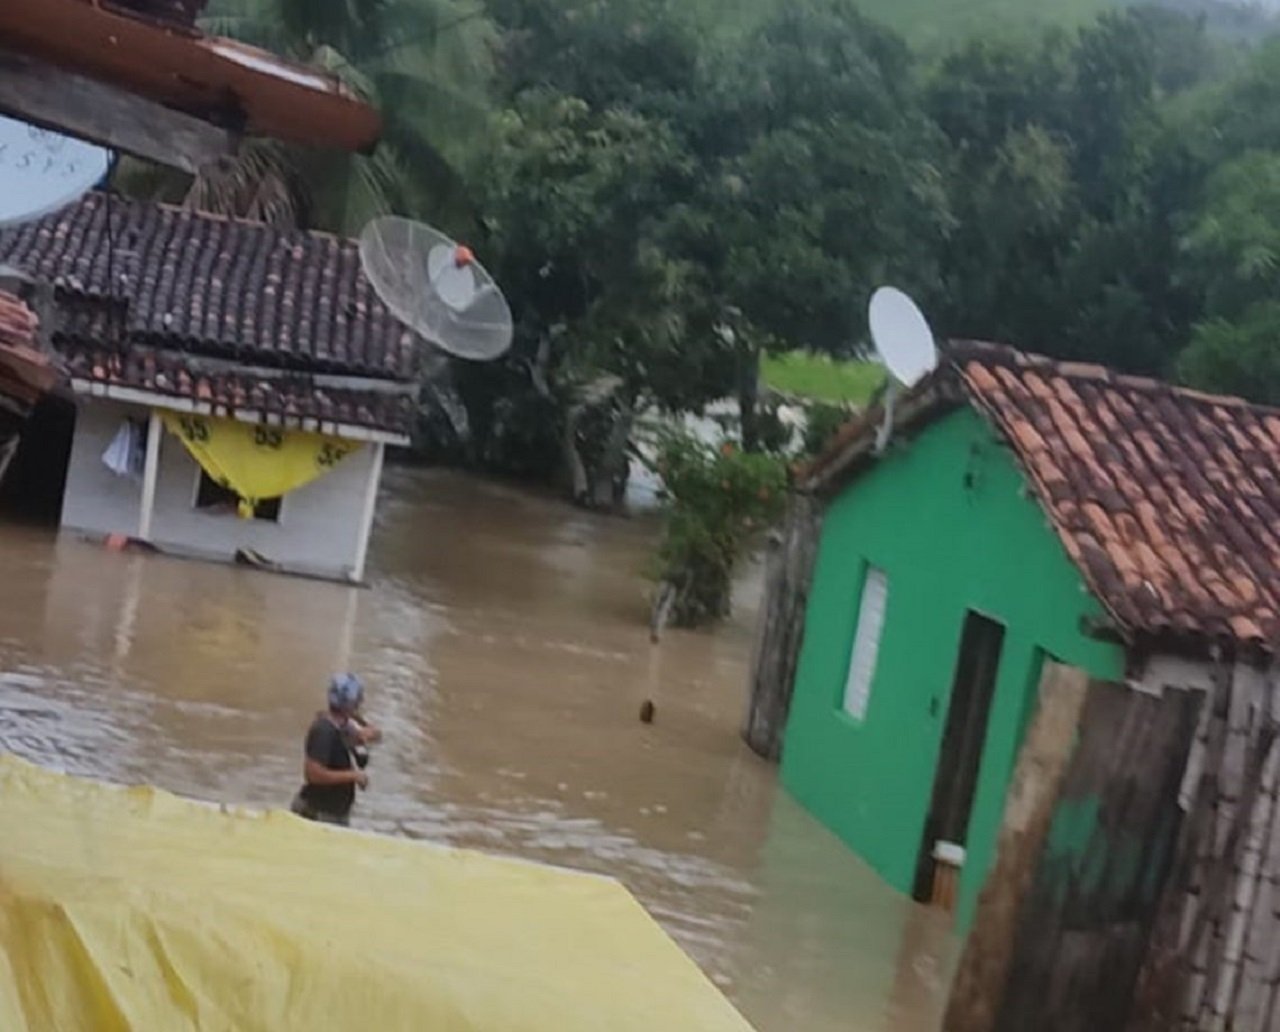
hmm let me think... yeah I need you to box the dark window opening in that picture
[195,470,281,522]
[0,392,77,525]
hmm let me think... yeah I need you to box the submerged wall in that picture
[62,398,380,580]
[780,407,1125,927]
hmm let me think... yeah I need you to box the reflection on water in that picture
[0,467,954,1030]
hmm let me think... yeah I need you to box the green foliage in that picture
[1178,303,1280,405]
[926,10,1217,374]
[801,402,855,458]
[762,352,884,404]
[651,432,787,626]
[119,0,497,234]
[116,0,1280,457]
[470,0,951,475]
[1183,151,1280,318]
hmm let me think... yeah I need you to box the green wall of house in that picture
[780,408,1125,928]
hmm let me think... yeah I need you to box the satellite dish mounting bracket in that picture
[873,380,899,456]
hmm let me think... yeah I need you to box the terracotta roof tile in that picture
[0,194,416,381]
[63,344,413,437]
[951,341,1280,649]
[801,339,1280,650]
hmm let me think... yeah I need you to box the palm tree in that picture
[117,0,497,235]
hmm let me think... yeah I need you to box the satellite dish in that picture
[359,216,513,361]
[868,286,937,388]
[0,115,113,227]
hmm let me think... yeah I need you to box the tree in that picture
[649,432,786,629]
[1178,303,1280,405]
[657,0,953,448]
[475,89,737,502]
[118,0,497,234]
[926,10,1212,375]
[1182,150,1280,319]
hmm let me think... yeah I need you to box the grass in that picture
[762,351,885,405]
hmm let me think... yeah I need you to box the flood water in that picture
[0,466,954,1030]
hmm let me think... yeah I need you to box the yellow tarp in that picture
[0,756,752,1031]
[161,413,359,518]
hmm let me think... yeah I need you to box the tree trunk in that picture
[742,492,821,760]
[591,397,633,509]
[738,341,762,453]
[563,383,633,512]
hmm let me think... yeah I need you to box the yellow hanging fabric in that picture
[160,412,361,517]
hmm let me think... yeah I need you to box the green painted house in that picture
[770,341,1270,927]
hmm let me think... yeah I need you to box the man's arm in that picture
[353,721,382,745]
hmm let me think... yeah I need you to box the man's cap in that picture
[328,672,364,711]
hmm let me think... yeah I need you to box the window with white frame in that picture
[842,565,888,721]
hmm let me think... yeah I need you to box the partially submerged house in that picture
[748,340,1280,927]
[0,193,417,581]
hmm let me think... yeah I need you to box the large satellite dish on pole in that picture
[0,115,113,227]
[359,216,513,361]
[867,286,938,452]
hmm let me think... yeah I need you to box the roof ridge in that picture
[946,338,1278,415]
[1,193,414,381]
[90,192,353,248]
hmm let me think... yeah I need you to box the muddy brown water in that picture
[0,467,954,1030]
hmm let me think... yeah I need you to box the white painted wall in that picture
[61,398,381,581]
[62,399,143,534]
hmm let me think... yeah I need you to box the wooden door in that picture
[913,611,1006,904]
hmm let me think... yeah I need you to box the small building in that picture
[0,193,417,582]
[753,340,1280,927]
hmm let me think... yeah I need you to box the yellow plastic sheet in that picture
[0,756,752,1031]
[161,413,360,518]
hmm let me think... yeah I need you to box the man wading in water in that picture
[291,674,381,826]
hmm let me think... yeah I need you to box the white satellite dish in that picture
[868,286,937,388]
[0,114,113,227]
[359,216,513,361]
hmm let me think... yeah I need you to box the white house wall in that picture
[62,398,381,580]
[62,399,144,535]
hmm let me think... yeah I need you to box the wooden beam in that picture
[943,671,1204,1032]
[942,662,1090,1032]
[742,493,823,760]
[0,2,381,153]
[0,49,235,174]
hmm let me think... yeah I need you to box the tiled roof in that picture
[0,193,417,381]
[63,343,414,439]
[804,341,1280,652]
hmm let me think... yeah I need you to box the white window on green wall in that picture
[843,565,888,721]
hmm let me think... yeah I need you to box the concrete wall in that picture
[61,398,379,581]
[780,407,1126,929]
